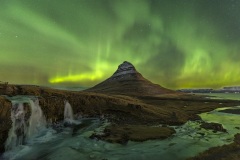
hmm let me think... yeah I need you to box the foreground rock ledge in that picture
[90,125,176,144]
[200,122,227,133]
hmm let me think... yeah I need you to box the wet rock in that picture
[197,132,205,136]
[200,122,227,133]
[90,125,176,144]
[23,103,31,121]
[0,83,8,95]
[189,133,240,160]
[219,109,240,115]
[189,114,202,121]
[234,133,240,144]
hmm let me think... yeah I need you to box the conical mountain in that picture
[86,61,176,95]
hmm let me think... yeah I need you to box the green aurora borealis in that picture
[1,0,240,89]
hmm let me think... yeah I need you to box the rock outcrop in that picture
[90,125,176,144]
[219,108,240,115]
[200,122,227,133]
[0,96,12,152]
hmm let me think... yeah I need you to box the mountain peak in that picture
[112,61,138,78]
[118,61,135,70]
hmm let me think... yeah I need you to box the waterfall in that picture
[27,99,46,138]
[5,103,26,150]
[5,98,46,150]
[64,101,74,124]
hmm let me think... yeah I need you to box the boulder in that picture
[234,133,240,144]
[200,122,227,133]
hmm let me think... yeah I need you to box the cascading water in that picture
[5,97,46,151]
[27,99,46,138]
[5,103,26,150]
[64,101,74,124]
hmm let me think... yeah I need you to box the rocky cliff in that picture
[0,96,11,152]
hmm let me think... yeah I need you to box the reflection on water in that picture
[2,94,240,160]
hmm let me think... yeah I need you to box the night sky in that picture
[1,0,240,89]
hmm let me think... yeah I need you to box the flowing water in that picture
[64,101,74,123]
[1,94,240,160]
